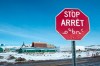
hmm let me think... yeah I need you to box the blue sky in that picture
[0,0,100,46]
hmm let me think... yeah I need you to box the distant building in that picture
[59,46,85,52]
[0,47,3,52]
[18,42,58,53]
[32,42,47,48]
[18,47,57,53]
[1,46,20,52]
[59,46,71,52]
[47,44,56,48]
[0,44,5,52]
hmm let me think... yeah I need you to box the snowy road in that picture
[1,57,100,66]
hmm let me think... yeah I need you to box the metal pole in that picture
[72,41,77,66]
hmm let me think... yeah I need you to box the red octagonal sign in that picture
[56,8,90,40]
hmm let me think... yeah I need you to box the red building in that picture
[32,42,47,48]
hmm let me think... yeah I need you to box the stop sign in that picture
[56,8,90,40]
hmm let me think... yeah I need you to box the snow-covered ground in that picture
[0,51,100,63]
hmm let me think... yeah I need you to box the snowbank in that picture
[0,51,99,63]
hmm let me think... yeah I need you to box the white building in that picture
[59,46,85,52]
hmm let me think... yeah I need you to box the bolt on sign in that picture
[56,8,90,40]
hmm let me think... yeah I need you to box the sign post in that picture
[56,8,90,66]
[72,41,76,66]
